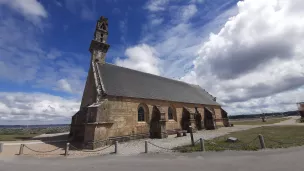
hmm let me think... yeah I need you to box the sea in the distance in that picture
[0,124,69,129]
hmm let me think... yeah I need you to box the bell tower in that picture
[89,16,110,63]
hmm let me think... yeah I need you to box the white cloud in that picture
[0,0,47,24]
[150,18,164,26]
[145,0,169,12]
[139,2,237,79]
[80,7,96,20]
[114,44,161,75]
[223,86,304,115]
[119,19,128,43]
[181,4,198,21]
[182,0,304,114]
[64,0,96,20]
[46,49,62,59]
[54,0,62,7]
[57,79,73,93]
[0,12,86,94]
[130,0,304,115]
[0,92,79,124]
[191,0,204,4]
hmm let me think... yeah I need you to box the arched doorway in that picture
[181,107,191,132]
[204,107,215,130]
[150,106,161,138]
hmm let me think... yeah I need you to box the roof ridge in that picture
[104,62,200,87]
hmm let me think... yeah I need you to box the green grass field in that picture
[0,126,70,141]
[0,134,39,141]
[230,117,289,125]
[174,125,304,152]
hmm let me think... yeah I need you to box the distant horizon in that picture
[0,110,299,126]
[0,123,69,126]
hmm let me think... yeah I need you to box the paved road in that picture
[1,147,304,171]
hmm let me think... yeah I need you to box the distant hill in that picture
[229,111,299,119]
[0,124,69,129]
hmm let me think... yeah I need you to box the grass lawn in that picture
[174,126,304,152]
[230,117,289,125]
[0,134,39,141]
[296,118,304,123]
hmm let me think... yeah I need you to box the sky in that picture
[0,0,303,125]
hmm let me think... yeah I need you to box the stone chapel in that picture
[69,16,230,149]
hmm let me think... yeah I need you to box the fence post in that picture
[258,134,266,149]
[65,143,70,156]
[19,144,24,155]
[189,126,194,146]
[200,138,205,151]
[114,141,118,154]
[0,143,3,153]
[145,140,148,153]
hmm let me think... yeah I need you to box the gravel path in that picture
[1,116,302,158]
[0,125,257,158]
[272,116,302,126]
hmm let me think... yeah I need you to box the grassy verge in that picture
[174,126,304,152]
[230,117,289,125]
[0,134,39,141]
[0,126,70,141]
[296,118,304,123]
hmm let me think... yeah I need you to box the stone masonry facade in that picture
[69,16,229,149]
[70,96,227,149]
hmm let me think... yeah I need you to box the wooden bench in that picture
[176,130,187,137]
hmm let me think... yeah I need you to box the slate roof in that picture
[97,63,220,106]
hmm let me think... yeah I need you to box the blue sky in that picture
[0,0,304,125]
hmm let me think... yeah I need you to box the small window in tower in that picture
[138,107,145,122]
[101,23,106,30]
[168,107,174,120]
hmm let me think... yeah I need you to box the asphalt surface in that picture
[1,146,304,171]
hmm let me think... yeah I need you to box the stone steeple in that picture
[86,16,110,104]
[89,16,110,63]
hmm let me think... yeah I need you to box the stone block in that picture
[226,137,238,143]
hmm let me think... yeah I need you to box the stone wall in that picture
[214,108,224,126]
[89,96,223,144]
[80,65,97,108]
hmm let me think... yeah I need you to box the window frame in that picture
[138,106,145,122]
[168,106,175,121]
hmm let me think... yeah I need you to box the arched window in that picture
[168,107,174,120]
[138,106,145,122]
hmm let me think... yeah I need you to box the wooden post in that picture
[145,140,148,153]
[114,141,118,154]
[19,144,24,155]
[258,134,266,149]
[0,143,3,153]
[189,126,194,146]
[65,143,70,156]
[200,138,205,151]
